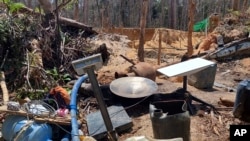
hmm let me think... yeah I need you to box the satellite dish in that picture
[110,77,158,98]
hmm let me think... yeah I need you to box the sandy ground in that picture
[90,32,250,141]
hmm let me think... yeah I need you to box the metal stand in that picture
[85,66,118,140]
[157,57,219,116]
[182,75,217,115]
[71,54,118,140]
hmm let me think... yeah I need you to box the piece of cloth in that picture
[49,86,70,108]
[193,18,208,32]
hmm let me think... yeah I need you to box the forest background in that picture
[12,0,247,30]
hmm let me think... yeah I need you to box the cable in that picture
[43,95,152,137]
[89,95,152,136]
[110,95,151,117]
[21,100,58,118]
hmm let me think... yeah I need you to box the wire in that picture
[110,95,151,117]
[21,100,58,118]
[89,95,152,136]
[52,95,152,138]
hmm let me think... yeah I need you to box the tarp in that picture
[193,18,208,32]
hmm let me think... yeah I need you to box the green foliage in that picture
[34,7,44,14]
[46,67,71,86]
[59,0,78,11]
[9,2,25,13]
[0,20,10,45]
[0,12,42,91]
[16,89,46,100]
[3,0,25,13]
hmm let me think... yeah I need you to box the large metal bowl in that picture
[110,77,158,98]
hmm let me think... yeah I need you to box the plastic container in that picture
[149,100,190,141]
[233,79,250,122]
[2,115,52,141]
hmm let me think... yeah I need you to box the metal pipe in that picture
[85,67,117,140]
[70,74,88,141]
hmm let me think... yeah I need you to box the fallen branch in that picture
[0,50,9,104]
[120,54,136,65]
[26,49,33,90]
[0,71,9,104]
[18,6,97,34]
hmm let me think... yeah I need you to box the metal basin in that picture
[110,77,158,98]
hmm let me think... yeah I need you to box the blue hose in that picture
[70,74,88,141]
[61,133,70,141]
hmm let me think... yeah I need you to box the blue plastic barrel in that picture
[2,115,52,141]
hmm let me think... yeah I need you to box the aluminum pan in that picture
[110,77,158,98]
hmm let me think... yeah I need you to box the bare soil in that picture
[88,31,250,141]
[0,30,249,141]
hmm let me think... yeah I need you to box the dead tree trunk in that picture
[84,0,89,24]
[138,0,148,62]
[38,0,53,14]
[160,0,165,27]
[27,0,32,7]
[74,1,79,21]
[232,0,239,11]
[187,0,195,57]
[242,0,248,12]
[168,0,177,29]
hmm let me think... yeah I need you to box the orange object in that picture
[50,86,70,105]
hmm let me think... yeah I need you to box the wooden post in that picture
[187,0,195,57]
[138,0,148,62]
[158,30,162,65]
[83,0,88,24]
[101,9,104,32]
[0,71,9,104]
[133,29,136,48]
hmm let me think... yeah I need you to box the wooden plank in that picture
[0,105,71,125]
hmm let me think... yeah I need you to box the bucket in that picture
[188,64,217,89]
[233,79,250,122]
[149,100,190,141]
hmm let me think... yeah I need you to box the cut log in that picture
[59,16,97,34]
[205,38,250,59]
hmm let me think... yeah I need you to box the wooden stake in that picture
[101,9,104,32]
[187,0,195,57]
[138,0,148,62]
[158,30,162,65]
[0,71,9,104]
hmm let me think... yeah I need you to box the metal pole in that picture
[183,76,187,92]
[85,67,117,140]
